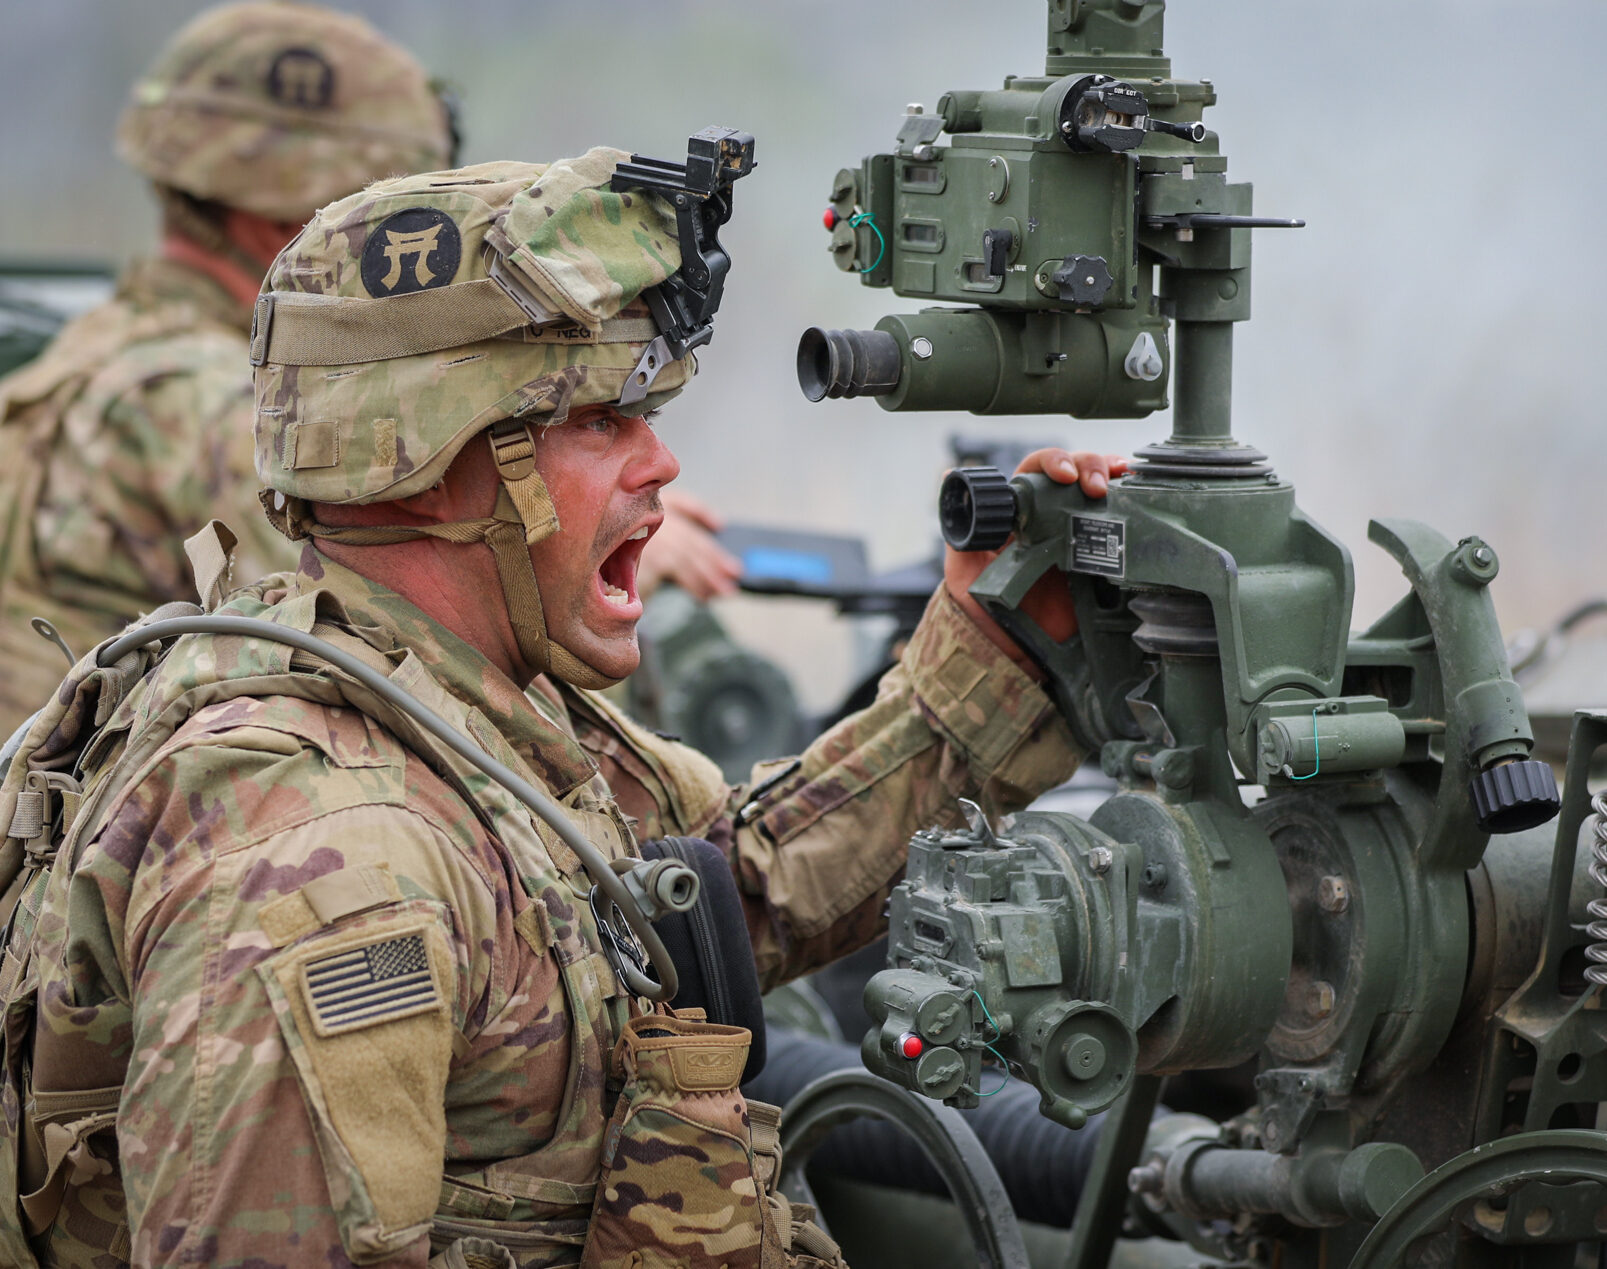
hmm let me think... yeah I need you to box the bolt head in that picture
[911,336,934,360]
[1452,538,1500,585]
[1088,846,1114,876]
[1064,1034,1108,1080]
[1306,980,1336,1019]
[1317,875,1349,913]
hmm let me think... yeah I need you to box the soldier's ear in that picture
[417,440,502,520]
[317,442,501,530]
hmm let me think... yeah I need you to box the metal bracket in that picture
[619,335,674,409]
[894,109,945,159]
[588,884,649,992]
[1124,670,1177,749]
[1255,1067,1328,1155]
[957,797,1002,848]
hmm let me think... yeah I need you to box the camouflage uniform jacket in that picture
[0,256,294,737]
[24,547,1080,1267]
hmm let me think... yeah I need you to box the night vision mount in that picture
[610,125,756,406]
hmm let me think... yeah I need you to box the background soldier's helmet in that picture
[251,152,696,687]
[117,1,455,220]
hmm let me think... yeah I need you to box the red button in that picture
[898,1033,924,1059]
[822,207,839,231]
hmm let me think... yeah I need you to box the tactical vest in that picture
[0,547,832,1268]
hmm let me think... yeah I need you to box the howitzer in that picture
[792,2,1606,1265]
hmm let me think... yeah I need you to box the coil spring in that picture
[1583,791,1607,986]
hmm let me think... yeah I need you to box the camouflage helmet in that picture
[251,150,697,689]
[117,2,454,221]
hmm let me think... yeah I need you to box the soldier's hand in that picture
[640,489,743,602]
[943,449,1128,673]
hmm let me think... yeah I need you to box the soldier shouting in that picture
[2,152,1120,1267]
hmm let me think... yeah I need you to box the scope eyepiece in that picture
[939,467,1016,552]
[797,327,902,402]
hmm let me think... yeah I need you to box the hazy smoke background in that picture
[3,0,1600,709]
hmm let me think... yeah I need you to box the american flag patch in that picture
[301,931,440,1036]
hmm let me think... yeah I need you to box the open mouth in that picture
[598,524,651,610]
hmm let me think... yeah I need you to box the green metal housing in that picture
[797,1,1599,1266]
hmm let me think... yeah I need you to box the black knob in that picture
[940,467,1016,552]
[1469,759,1561,834]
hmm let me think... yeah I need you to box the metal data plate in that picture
[1071,515,1125,579]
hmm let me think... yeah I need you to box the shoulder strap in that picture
[0,606,190,915]
[183,521,239,613]
[562,685,730,836]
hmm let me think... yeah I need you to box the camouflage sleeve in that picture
[71,705,529,1267]
[579,586,1082,989]
[45,338,294,604]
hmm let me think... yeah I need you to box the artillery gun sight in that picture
[793,3,1606,1266]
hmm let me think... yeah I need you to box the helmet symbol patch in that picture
[360,207,463,297]
[266,47,336,109]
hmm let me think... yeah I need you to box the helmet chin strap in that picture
[266,418,624,691]
[483,418,621,691]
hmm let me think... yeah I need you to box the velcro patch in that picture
[290,418,341,469]
[301,931,440,1037]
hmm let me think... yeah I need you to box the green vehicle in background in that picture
[0,260,113,379]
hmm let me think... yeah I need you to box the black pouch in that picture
[639,836,766,1081]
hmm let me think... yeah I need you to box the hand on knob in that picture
[943,449,1128,673]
